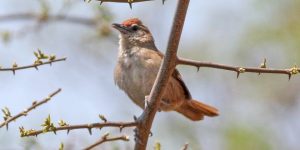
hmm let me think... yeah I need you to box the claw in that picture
[144,96,150,109]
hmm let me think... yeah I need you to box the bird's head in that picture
[112,18,155,47]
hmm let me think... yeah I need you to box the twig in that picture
[94,0,159,9]
[177,58,300,79]
[21,121,137,137]
[0,13,97,27]
[0,58,67,74]
[0,89,62,129]
[134,0,190,150]
[84,133,129,150]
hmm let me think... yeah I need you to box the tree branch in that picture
[20,121,137,137]
[0,57,67,74]
[84,133,129,150]
[94,0,165,9]
[97,0,153,3]
[0,13,97,27]
[0,89,62,129]
[134,0,190,149]
[177,57,300,79]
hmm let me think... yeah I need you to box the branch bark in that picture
[134,0,190,149]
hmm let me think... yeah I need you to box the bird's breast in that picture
[115,50,162,107]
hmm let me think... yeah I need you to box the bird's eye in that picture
[131,25,139,31]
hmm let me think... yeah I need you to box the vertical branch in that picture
[134,0,190,150]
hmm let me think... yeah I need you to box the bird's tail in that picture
[176,99,219,121]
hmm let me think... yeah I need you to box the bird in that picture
[112,18,218,121]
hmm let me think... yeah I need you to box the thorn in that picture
[67,129,70,135]
[119,125,124,132]
[149,131,153,137]
[236,72,240,79]
[162,0,165,4]
[133,115,137,121]
[197,67,200,72]
[12,70,15,75]
[6,124,8,130]
[53,130,57,135]
[100,1,103,5]
[34,66,39,70]
[128,2,132,9]
[49,62,52,66]
[88,128,92,135]
[288,73,291,81]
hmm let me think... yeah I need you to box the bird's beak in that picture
[112,23,130,34]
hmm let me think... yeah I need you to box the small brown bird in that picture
[113,18,218,121]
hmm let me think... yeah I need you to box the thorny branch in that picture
[84,133,129,150]
[0,58,66,74]
[177,58,300,79]
[20,121,137,137]
[96,0,153,2]
[0,49,66,74]
[91,0,166,9]
[0,89,61,129]
[0,13,97,27]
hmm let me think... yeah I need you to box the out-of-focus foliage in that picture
[240,0,300,60]
[225,125,271,150]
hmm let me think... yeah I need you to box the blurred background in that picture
[0,0,299,149]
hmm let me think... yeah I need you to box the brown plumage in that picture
[112,18,218,121]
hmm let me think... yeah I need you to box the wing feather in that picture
[156,51,192,99]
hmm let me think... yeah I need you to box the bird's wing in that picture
[156,51,192,99]
[172,68,192,99]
